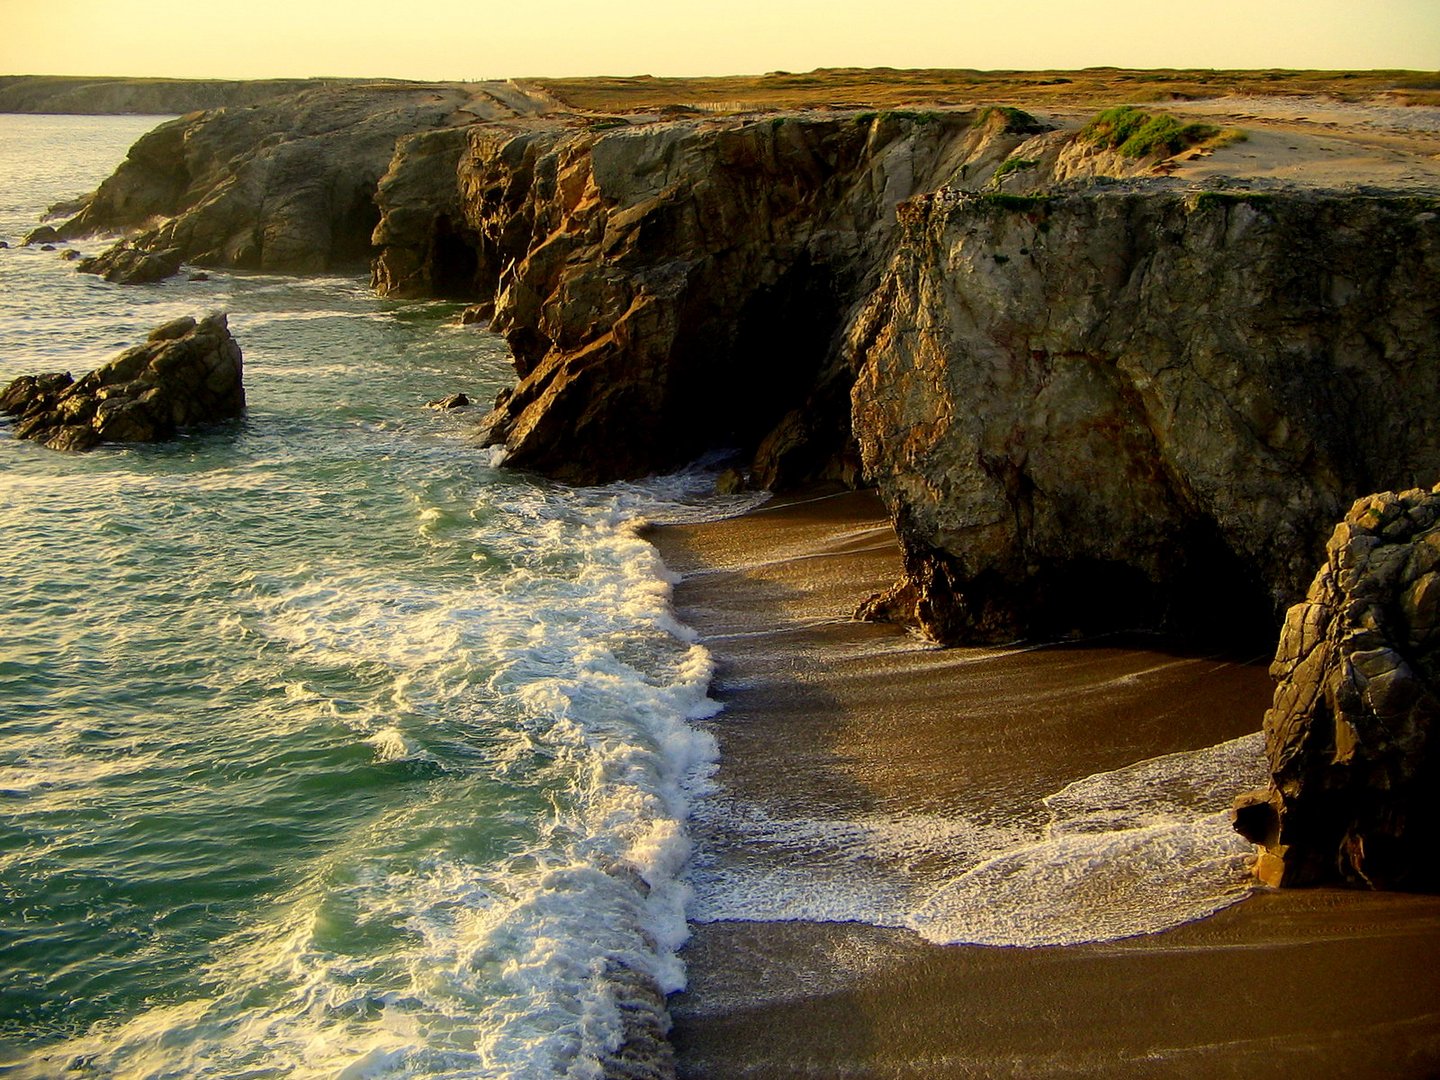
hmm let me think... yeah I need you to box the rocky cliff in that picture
[1233,486,1440,890]
[371,107,1052,485]
[48,82,554,274]
[849,188,1440,643]
[0,75,365,115]
[50,89,1440,648]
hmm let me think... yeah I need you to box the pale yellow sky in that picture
[2,0,1436,79]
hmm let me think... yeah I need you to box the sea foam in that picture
[690,732,1270,948]
[5,464,731,1079]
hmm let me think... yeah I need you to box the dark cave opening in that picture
[669,256,847,466]
[331,191,382,267]
[429,215,481,299]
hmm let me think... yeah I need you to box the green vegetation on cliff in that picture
[1079,105,1219,157]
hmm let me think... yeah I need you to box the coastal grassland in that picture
[530,67,1440,113]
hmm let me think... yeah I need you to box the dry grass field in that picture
[531,67,1440,113]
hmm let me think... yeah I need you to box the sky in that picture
[1,0,1437,80]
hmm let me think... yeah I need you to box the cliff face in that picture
[849,189,1440,643]
[51,83,549,274]
[48,90,1440,646]
[371,109,1047,485]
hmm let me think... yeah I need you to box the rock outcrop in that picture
[1,314,244,450]
[848,189,1440,643]
[49,82,555,275]
[75,242,185,284]
[370,108,1050,485]
[52,93,1440,653]
[1232,486,1440,890]
[370,126,487,298]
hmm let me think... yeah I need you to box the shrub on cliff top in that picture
[1080,105,1218,158]
[978,105,1047,134]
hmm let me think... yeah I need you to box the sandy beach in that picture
[655,489,1440,1078]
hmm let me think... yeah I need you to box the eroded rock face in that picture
[849,190,1440,643]
[50,82,552,275]
[370,127,489,298]
[1232,486,1440,890]
[381,109,1046,486]
[1,314,244,450]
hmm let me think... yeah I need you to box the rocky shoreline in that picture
[24,78,1440,890]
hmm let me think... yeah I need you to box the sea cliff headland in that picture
[10,66,1440,1076]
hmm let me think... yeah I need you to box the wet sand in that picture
[654,488,1440,1079]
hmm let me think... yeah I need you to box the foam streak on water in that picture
[0,115,745,1078]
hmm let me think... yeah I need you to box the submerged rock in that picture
[1,314,244,450]
[426,392,471,409]
[22,224,59,245]
[1233,485,1440,890]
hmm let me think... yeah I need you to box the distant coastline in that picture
[3,67,1436,118]
[0,74,376,115]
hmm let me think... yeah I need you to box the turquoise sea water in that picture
[0,114,752,1078]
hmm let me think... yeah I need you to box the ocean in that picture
[0,113,1273,1079]
[0,113,766,1078]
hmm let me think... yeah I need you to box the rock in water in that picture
[76,242,185,284]
[0,314,244,450]
[1233,485,1440,890]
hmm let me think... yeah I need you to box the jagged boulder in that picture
[1,314,244,450]
[1232,485,1440,890]
[76,242,184,284]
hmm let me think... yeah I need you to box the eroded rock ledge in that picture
[373,108,1050,486]
[1233,486,1440,890]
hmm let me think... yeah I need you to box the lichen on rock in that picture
[1,314,244,451]
[1232,485,1440,891]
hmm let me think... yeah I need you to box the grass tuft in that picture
[1079,105,1219,158]
[978,105,1048,134]
[992,157,1040,182]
